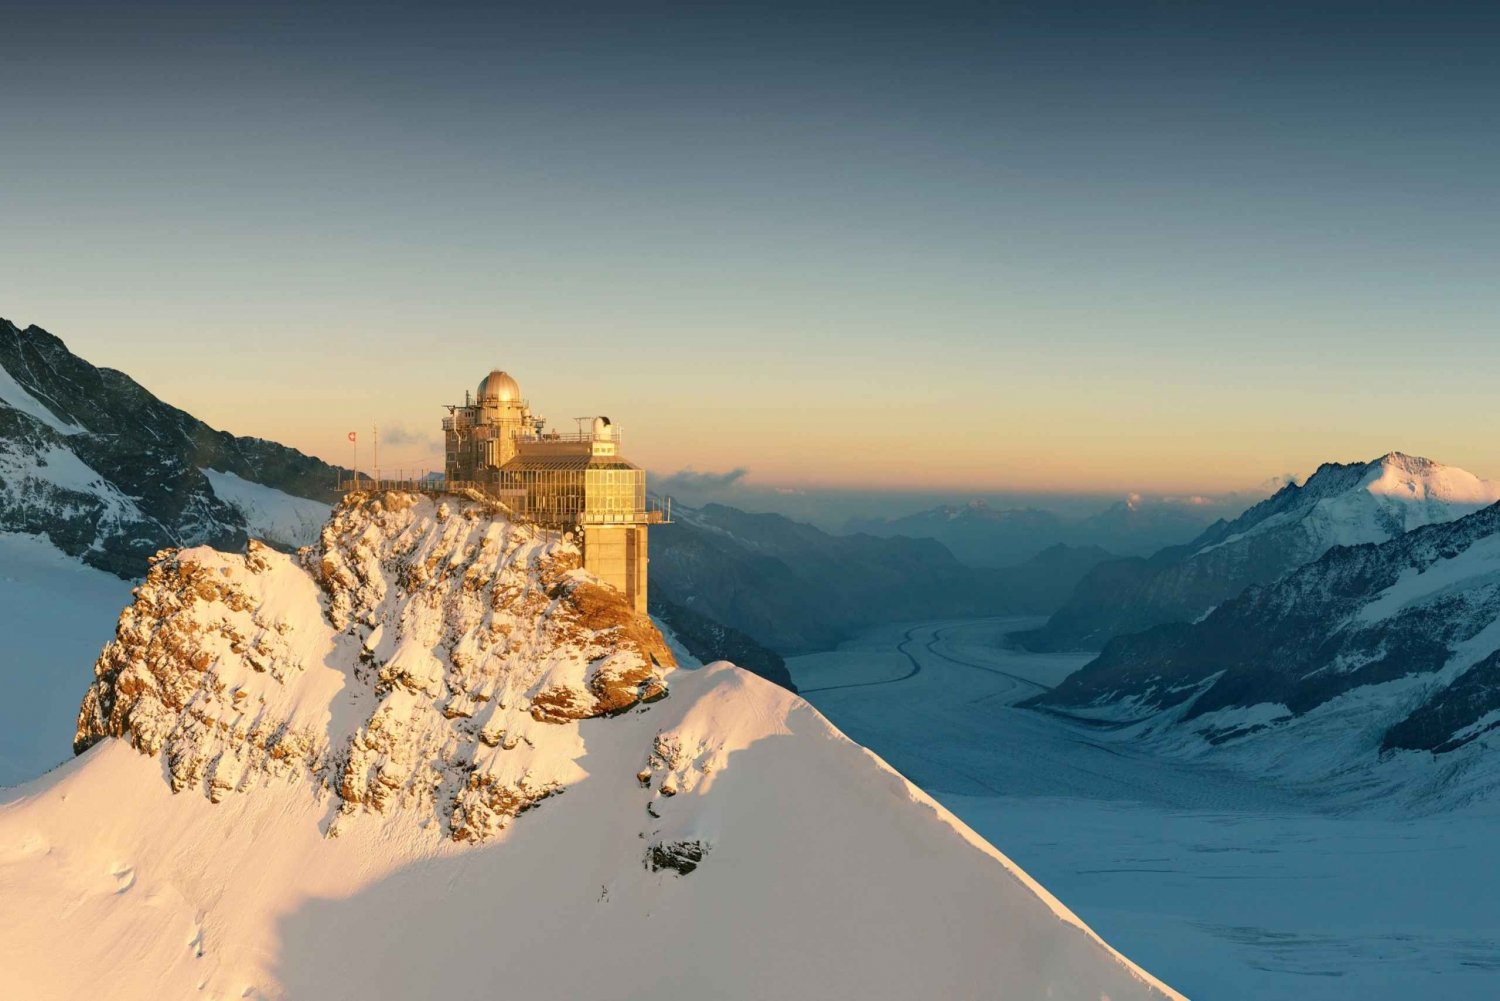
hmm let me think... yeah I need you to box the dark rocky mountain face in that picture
[1020,454,1499,652]
[987,543,1118,615]
[650,502,1069,655]
[844,503,1068,567]
[648,594,796,692]
[0,319,344,576]
[1025,504,1500,758]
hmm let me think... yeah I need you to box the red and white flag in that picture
[348,431,357,443]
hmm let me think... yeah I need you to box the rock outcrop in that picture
[76,491,674,842]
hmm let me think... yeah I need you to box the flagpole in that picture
[373,424,379,489]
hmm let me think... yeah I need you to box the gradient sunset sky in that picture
[4,1,1497,500]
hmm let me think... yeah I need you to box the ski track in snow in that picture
[790,617,1500,1001]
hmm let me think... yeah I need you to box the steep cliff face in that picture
[3,491,1182,1000]
[75,491,672,842]
[0,319,339,575]
[1023,453,1500,651]
[650,593,796,692]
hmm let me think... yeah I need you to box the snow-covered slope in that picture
[201,467,330,549]
[1027,501,1500,812]
[0,533,133,785]
[1024,453,1500,651]
[2,493,1179,1000]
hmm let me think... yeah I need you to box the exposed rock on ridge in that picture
[0,318,342,575]
[75,492,674,841]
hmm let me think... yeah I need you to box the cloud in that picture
[1256,473,1299,493]
[379,425,438,447]
[653,467,750,493]
[1158,494,1216,507]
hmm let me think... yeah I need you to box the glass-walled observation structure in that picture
[500,445,646,528]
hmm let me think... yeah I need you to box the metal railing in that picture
[334,479,671,525]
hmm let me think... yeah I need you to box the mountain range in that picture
[1021,453,1500,651]
[650,502,1110,654]
[1026,492,1500,811]
[0,492,1181,1000]
[844,494,1215,568]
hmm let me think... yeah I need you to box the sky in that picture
[3,0,1498,514]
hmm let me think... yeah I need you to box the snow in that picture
[0,437,139,527]
[0,360,83,435]
[790,617,1500,1001]
[0,499,1181,1000]
[1358,531,1500,624]
[201,468,331,548]
[0,533,133,786]
[1197,453,1500,557]
[0,679,1177,1000]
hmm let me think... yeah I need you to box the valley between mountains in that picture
[792,617,1500,1001]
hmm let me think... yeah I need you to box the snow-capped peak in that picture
[1196,452,1500,556]
[1362,451,1500,506]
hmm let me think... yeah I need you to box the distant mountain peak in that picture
[1023,452,1500,652]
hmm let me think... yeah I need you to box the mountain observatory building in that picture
[442,369,658,614]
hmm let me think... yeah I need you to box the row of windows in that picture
[498,468,645,526]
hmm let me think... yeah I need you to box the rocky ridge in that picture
[76,491,676,842]
[0,319,342,574]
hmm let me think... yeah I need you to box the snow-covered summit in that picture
[4,492,1181,999]
[1195,451,1500,556]
[1024,452,1500,651]
[75,491,673,839]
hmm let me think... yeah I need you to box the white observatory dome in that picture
[592,416,613,441]
[477,369,521,404]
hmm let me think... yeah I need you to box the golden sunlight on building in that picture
[441,368,661,613]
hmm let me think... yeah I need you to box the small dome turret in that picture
[477,370,521,404]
